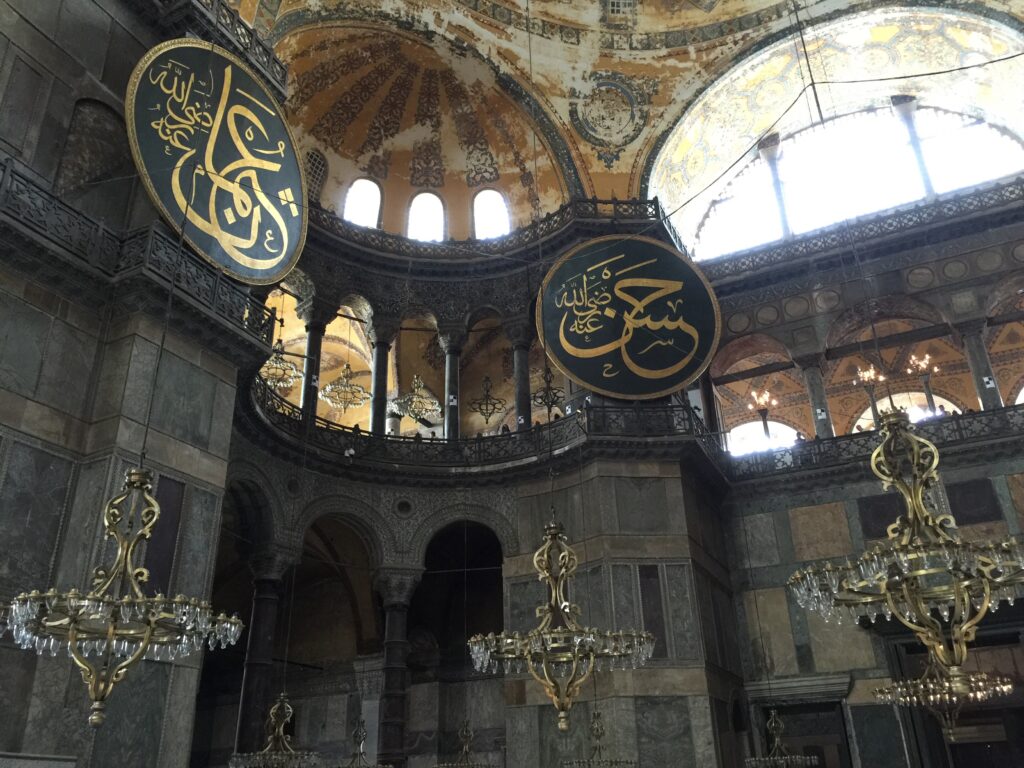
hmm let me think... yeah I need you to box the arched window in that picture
[304,150,328,205]
[343,178,381,228]
[473,189,510,239]
[407,192,444,241]
[851,392,959,432]
[726,420,798,455]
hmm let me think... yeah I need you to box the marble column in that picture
[438,327,467,440]
[958,320,1003,411]
[297,297,336,431]
[505,317,534,430]
[235,552,293,754]
[368,317,400,435]
[374,568,422,768]
[758,133,790,238]
[795,355,835,438]
[698,374,721,434]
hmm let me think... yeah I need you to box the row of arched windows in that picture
[303,151,511,241]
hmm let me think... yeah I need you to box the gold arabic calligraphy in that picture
[554,254,700,380]
[145,56,297,270]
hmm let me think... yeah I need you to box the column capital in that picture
[373,568,423,608]
[367,315,401,346]
[247,546,300,582]
[954,318,988,338]
[296,295,337,329]
[437,326,468,354]
[504,315,535,349]
[792,353,826,373]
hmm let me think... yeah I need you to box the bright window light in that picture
[473,189,511,239]
[408,192,445,241]
[916,110,1024,194]
[695,160,782,259]
[727,420,798,456]
[851,391,959,432]
[343,179,381,228]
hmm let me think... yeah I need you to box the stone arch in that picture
[710,333,792,379]
[294,494,396,568]
[224,460,283,554]
[825,295,946,350]
[407,503,518,567]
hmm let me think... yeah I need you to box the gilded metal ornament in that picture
[391,374,442,422]
[434,720,489,768]
[261,339,301,390]
[469,521,654,732]
[468,376,507,425]
[7,468,242,727]
[230,692,324,767]
[561,710,637,768]
[744,710,819,768]
[319,362,371,413]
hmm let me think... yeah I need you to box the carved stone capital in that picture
[367,315,401,346]
[373,568,423,608]
[437,326,468,355]
[296,295,338,329]
[503,315,535,349]
[792,353,826,373]
[248,546,300,582]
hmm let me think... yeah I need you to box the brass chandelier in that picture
[391,374,442,422]
[343,718,393,768]
[319,362,370,413]
[434,720,489,768]
[788,411,1023,725]
[261,339,301,390]
[229,693,324,768]
[744,710,818,768]
[468,521,654,731]
[468,376,507,425]
[7,467,243,726]
[531,366,565,420]
[560,710,636,768]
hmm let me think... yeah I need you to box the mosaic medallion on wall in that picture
[537,235,721,400]
[569,72,656,168]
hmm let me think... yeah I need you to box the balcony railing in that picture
[250,375,721,471]
[729,405,1024,479]
[251,373,1024,479]
[0,157,274,348]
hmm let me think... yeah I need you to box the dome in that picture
[278,25,571,237]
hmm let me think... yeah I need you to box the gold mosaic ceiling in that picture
[229,0,1024,237]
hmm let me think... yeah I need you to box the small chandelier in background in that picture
[343,718,393,768]
[744,710,819,768]
[469,521,654,732]
[788,411,1024,731]
[7,468,242,726]
[906,354,940,413]
[434,720,489,768]
[561,710,637,768]
[468,376,507,425]
[261,339,301,391]
[874,653,1012,741]
[391,374,442,422]
[748,389,777,439]
[319,362,370,413]
[230,693,324,768]
[532,366,565,421]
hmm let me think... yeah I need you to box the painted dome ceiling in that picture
[277,25,570,236]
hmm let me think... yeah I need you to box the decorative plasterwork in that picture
[569,72,657,168]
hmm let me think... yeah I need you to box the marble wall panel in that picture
[505,706,539,768]
[539,699,590,768]
[731,513,780,568]
[665,564,700,662]
[50,457,110,590]
[1007,473,1024,528]
[155,664,200,768]
[174,487,221,598]
[611,564,638,631]
[149,353,217,450]
[575,564,608,631]
[89,336,132,421]
[0,291,49,398]
[35,320,96,420]
[805,611,876,673]
[788,503,851,561]
[507,577,545,634]
[614,477,669,533]
[635,697,694,768]
[0,442,72,597]
[848,705,908,768]
[90,661,171,768]
[742,588,798,677]
[0,647,36,752]
[122,337,159,425]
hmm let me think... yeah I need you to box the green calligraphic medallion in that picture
[536,235,720,400]
[126,39,306,285]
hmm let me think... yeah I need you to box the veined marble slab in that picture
[0,755,77,767]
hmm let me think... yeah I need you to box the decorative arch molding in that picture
[825,296,947,350]
[294,495,397,569]
[710,332,793,379]
[225,459,284,552]
[407,502,519,566]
